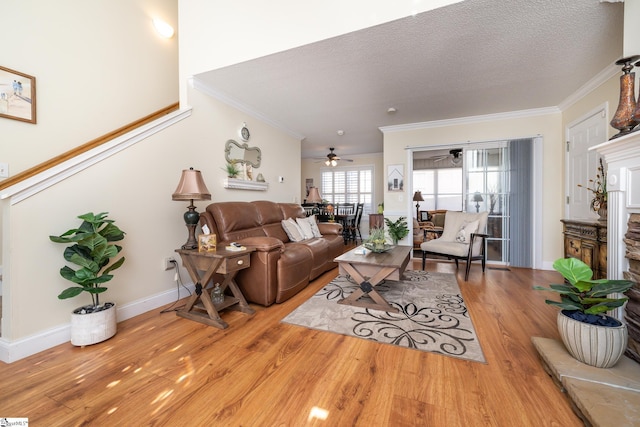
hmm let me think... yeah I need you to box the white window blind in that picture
[321,166,374,213]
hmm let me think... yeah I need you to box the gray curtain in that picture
[509,138,533,268]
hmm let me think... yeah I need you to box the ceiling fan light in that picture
[331,159,337,167]
[325,159,331,166]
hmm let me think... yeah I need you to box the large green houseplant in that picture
[50,212,126,345]
[384,216,409,245]
[534,257,634,367]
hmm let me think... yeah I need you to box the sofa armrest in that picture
[234,236,285,252]
[317,222,343,235]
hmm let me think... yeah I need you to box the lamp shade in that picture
[172,168,211,201]
[473,192,484,202]
[307,186,322,203]
[412,191,424,202]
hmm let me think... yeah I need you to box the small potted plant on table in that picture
[534,257,634,368]
[49,212,126,346]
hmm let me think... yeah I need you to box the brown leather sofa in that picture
[199,201,344,306]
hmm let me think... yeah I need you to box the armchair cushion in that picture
[455,220,479,243]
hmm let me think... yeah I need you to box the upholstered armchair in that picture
[420,211,489,281]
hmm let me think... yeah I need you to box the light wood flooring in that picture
[0,255,582,426]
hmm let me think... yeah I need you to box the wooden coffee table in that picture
[334,245,412,313]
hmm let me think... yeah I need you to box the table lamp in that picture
[473,192,484,213]
[307,186,322,204]
[412,191,424,219]
[172,167,211,249]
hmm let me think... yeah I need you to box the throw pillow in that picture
[282,218,305,242]
[455,220,479,243]
[307,215,323,238]
[296,217,315,240]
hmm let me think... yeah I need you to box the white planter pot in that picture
[70,302,117,346]
[557,310,628,368]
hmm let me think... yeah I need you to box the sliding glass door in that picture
[464,139,533,267]
[464,144,510,264]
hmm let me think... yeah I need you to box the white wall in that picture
[0,0,179,176]
[0,0,302,360]
[177,0,462,104]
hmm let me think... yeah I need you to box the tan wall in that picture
[383,111,565,265]
[301,153,384,234]
[0,0,179,176]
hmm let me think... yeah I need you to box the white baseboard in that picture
[0,282,195,363]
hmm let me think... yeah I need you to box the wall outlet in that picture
[163,257,176,270]
[0,162,8,178]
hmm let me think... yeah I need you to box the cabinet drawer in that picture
[565,237,581,258]
[217,254,250,274]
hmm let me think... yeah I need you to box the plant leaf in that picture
[552,258,593,285]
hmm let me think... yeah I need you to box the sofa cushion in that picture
[296,217,315,239]
[207,202,266,242]
[455,220,479,243]
[282,218,305,242]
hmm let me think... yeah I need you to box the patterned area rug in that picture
[282,270,486,363]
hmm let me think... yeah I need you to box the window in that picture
[321,166,374,213]
[413,168,463,211]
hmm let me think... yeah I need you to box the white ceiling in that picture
[194,0,624,160]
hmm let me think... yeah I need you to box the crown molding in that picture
[379,106,560,133]
[557,63,620,111]
[191,76,306,141]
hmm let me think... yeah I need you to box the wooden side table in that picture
[175,248,255,329]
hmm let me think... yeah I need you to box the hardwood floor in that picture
[0,257,582,426]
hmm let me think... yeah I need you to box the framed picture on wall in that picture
[387,164,404,191]
[305,178,313,197]
[0,66,37,124]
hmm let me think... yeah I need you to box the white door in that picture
[566,107,607,219]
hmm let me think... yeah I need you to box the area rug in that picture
[282,270,486,363]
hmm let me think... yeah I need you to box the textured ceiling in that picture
[194,0,624,159]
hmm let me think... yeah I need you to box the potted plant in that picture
[578,157,607,220]
[385,216,409,245]
[534,257,634,368]
[49,212,126,346]
[365,227,387,252]
[222,160,241,178]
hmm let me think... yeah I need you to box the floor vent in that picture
[488,267,511,271]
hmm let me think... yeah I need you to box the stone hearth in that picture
[623,213,640,363]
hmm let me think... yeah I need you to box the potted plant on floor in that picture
[385,216,409,245]
[50,212,126,346]
[534,257,634,368]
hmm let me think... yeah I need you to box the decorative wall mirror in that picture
[225,139,261,168]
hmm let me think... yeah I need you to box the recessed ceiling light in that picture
[337,130,345,136]
[387,107,397,114]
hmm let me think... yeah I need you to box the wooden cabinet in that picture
[561,219,607,279]
[369,214,384,231]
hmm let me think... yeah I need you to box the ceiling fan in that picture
[315,147,354,166]
[429,148,463,165]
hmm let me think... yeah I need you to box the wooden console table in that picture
[560,219,607,279]
[175,248,255,329]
